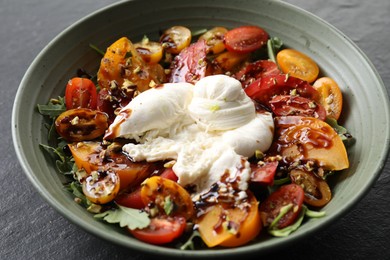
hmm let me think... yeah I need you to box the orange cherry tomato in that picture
[55,108,108,142]
[199,26,228,54]
[82,170,120,204]
[313,77,343,120]
[160,26,192,54]
[276,49,319,83]
[140,176,195,220]
[134,38,163,64]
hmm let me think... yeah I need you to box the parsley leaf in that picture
[94,205,151,230]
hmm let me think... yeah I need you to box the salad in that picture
[38,25,353,249]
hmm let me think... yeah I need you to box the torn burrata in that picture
[104,75,274,199]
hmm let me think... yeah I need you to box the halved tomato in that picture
[259,183,304,229]
[313,77,343,120]
[141,176,194,220]
[276,49,319,83]
[199,26,228,54]
[129,216,186,245]
[65,77,97,110]
[224,25,269,54]
[82,170,120,204]
[290,168,332,207]
[160,26,192,54]
[250,161,278,186]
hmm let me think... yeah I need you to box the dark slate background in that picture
[1,0,389,259]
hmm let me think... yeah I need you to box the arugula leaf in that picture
[94,205,151,230]
[89,43,105,56]
[180,230,202,250]
[37,96,66,118]
[267,37,283,64]
[325,117,355,146]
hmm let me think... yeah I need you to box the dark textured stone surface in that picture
[1,0,389,259]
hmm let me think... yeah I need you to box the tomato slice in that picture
[290,169,332,207]
[129,216,186,245]
[134,38,163,64]
[65,77,97,110]
[224,25,269,54]
[234,60,281,88]
[276,49,319,83]
[169,39,208,83]
[269,95,326,120]
[245,74,320,107]
[250,161,278,186]
[259,183,304,229]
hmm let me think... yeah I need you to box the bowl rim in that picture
[11,0,390,257]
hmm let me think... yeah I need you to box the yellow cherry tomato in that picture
[276,48,319,83]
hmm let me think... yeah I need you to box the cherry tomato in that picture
[169,39,208,84]
[313,77,343,120]
[159,168,178,182]
[65,77,97,110]
[141,176,194,220]
[276,49,319,83]
[55,108,108,142]
[199,26,228,54]
[245,74,320,107]
[160,26,192,54]
[82,170,120,204]
[269,95,326,120]
[224,25,268,54]
[134,38,163,64]
[290,169,332,207]
[234,60,281,88]
[250,161,278,186]
[259,183,304,229]
[129,216,186,245]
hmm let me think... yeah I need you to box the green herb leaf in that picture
[267,37,283,64]
[94,205,150,230]
[66,181,91,207]
[37,96,66,118]
[39,143,65,162]
[164,196,174,215]
[268,205,306,237]
[191,28,207,37]
[325,117,355,146]
[89,43,105,56]
[180,230,202,250]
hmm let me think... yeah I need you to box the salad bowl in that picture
[12,0,390,257]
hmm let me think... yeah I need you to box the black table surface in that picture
[2,0,389,259]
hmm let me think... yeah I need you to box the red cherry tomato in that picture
[234,60,280,88]
[250,161,278,186]
[65,77,97,110]
[269,95,326,120]
[169,39,208,84]
[245,74,320,107]
[259,183,304,229]
[129,216,186,245]
[159,168,178,182]
[224,25,269,54]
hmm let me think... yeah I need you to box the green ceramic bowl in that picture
[12,0,390,257]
